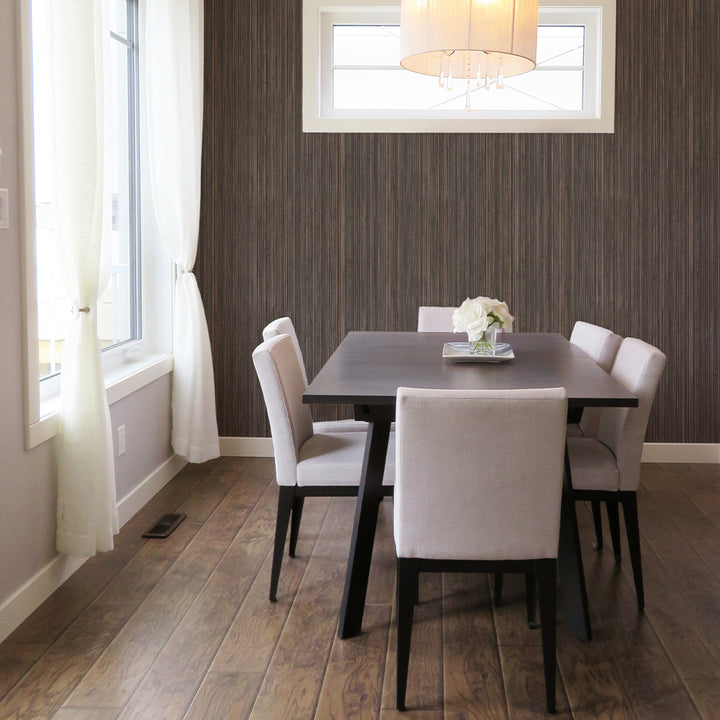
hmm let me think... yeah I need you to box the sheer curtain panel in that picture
[51,0,118,556]
[145,0,220,463]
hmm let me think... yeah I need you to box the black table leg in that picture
[558,447,592,641]
[337,418,391,638]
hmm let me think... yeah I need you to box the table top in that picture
[303,332,638,408]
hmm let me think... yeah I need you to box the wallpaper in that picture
[198,0,719,442]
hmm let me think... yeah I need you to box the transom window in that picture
[303,0,616,133]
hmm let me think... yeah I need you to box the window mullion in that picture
[126,0,141,342]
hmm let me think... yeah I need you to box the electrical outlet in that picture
[117,425,126,456]
[0,189,8,229]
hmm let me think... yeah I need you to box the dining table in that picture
[303,331,639,642]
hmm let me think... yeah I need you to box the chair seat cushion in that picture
[567,437,619,491]
[313,419,368,433]
[313,419,395,434]
[297,432,395,487]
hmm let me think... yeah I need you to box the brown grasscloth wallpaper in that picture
[197,0,720,442]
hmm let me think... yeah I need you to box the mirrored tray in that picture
[442,341,515,363]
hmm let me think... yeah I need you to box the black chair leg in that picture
[526,572,537,628]
[269,486,294,601]
[536,558,557,714]
[606,500,622,564]
[396,558,417,712]
[591,500,603,550]
[621,493,644,610]
[558,488,592,641]
[289,496,305,557]
[493,573,504,606]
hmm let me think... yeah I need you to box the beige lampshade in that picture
[400,0,539,80]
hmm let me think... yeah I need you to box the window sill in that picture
[303,115,615,134]
[25,353,174,450]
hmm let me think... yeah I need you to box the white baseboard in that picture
[0,554,88,645]
[116,454,187,527]
[221,437,720,465]
[219,436,274,457]
[641,443,720,463]
[0,453,186,644]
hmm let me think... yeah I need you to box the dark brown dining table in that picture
[303,331,639,641]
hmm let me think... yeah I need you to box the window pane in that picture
[536,26,584,67]
[109,0,128,39]
[332,24,588,71]
[333,66,584,112]
[32,0,139,380]
[333,25,400,66]
[335,69,446,109]
[332,24,586,113]
[32,0,66,377]
[506,70,584,111]
[101,32,134,349]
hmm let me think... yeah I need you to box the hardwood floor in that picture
[2,457,719,719]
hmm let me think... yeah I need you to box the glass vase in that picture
[469,325,498,356]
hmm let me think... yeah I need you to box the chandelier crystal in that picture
[400,0,539,109]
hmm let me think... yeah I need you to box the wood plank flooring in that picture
[2,457,720,719]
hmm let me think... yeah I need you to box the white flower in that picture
[484,298,514,331]
[452,295,514,340]
[452,297,490,342]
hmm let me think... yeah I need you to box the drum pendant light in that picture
[400,0,539,108]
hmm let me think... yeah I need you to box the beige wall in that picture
[0,0,174,631]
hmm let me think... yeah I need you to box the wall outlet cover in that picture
[0,189,8,229]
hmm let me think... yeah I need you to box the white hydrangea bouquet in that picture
[452,296,514,355]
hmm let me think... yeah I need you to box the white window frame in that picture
[303,0,616,133]
[18,0,174,449]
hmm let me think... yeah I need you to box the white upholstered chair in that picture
[568,321,622,552]
[394,386,567,714]
[262,317,367,433]
[418,305,513,341]
[568,321,622,438]
[252,334,394,601]
[416,306,457,332]
[566,337,666,609]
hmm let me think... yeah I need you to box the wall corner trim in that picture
[0,453,187,644]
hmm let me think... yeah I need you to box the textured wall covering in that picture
[198,0,720,442]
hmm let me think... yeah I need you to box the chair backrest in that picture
[597,338,666,492]
[262,317,308,387]
[394,387,567,561]
[569,321,621,372]
[252,334,314,486]
[418,305,514,334]
[569,321,622,437]
[417,306,457,332]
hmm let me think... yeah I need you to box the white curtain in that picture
[145,0,220,463]
[51,0,118,556]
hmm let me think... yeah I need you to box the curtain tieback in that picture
[72,306,91,314]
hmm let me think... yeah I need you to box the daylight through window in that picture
[303,0,616,133]
[332,24,586,113]
[31,0,141,381]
